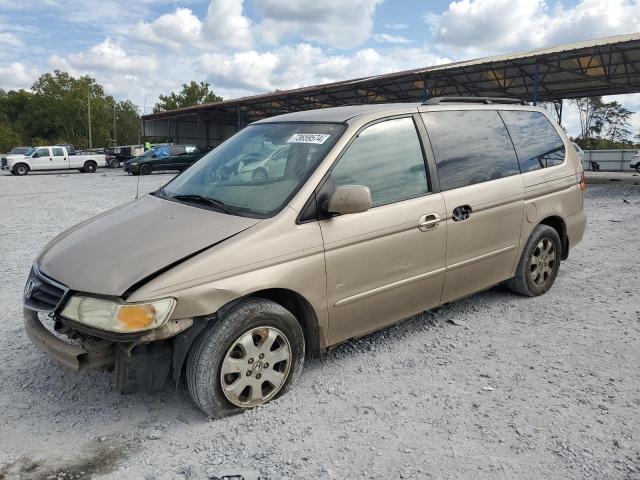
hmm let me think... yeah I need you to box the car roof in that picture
[253,103,421,124]
[253,101,547,125]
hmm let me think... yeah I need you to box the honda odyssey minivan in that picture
[24,98,586,417]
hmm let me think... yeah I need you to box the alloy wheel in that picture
[529,238,556,287]
[220,326,292,408]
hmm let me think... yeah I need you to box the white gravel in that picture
[1,169,639,480]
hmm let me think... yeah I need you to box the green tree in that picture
[571,96,634,149]
[153,81,222,113]
[0,120,21,152]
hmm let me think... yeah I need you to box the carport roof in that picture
[143,33,640,124]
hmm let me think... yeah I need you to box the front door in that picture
[30,147,52,170]
[420,109,525,303]
[319,116,447,345]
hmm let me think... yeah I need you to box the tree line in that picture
[0,70,638,153]
[0,71,222,152]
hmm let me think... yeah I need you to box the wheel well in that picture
[246,288,321,357]
[13,162,29,171]
[84,160,97,166]
[539,216,568,260]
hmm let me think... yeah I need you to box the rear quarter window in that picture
[499,110,566,172]
[421,110,520,191]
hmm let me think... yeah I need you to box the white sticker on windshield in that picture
[286,133,330,144]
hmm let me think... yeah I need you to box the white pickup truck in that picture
[1,146,106,175]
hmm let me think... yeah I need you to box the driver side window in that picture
[34,148,49,158]
[328,117,429,207]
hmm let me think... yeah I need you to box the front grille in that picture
[24,266,69,313]
[1,158,6,168]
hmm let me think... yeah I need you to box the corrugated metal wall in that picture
[143,119,238,147]
[582,149,637,171]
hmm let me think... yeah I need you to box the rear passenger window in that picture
[52,148,64,156]
[329,117,429,207]
[500,111,566,171]
[421,110,520,191]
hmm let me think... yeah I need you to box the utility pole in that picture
[87,92,92,149]
[113,101,117,145]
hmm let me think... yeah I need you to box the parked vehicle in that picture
[8,146,31,155]
[105,143,145,168]
[1,145,106,175]
[631,151,640,172]
[23,98,586,417]
[216,145,289,181]
[590,160,600,171]
[124,144,204,175]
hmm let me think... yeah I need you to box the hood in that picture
[38,194,260,297]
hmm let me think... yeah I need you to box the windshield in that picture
[24,147,37,156]
[160,122,345,217]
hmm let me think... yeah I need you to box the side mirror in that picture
[325,185,372,215]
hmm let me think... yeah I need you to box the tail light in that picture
[579,171,586,191]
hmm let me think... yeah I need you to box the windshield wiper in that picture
[169,194,236,215]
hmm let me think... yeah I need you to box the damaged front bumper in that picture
[24,308,114,371]
[24,308,203,393]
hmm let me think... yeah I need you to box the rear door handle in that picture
[418,213,441,231]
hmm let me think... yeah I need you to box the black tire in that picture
[109,158,120,168]
[140,164,152,175]
[82,161,97,173]
[186,298,305,418]
[12,163,28,176]
[252,167,268,180]
[506,224,562,297]
[636,165,640,174]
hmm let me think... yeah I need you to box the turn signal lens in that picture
[116,304,156,330]
[579,172,586,191]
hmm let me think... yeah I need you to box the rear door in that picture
[51,147,68,168]
[420,109,525,303]
[318,115,447,345]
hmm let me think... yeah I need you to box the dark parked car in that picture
[124,145,208,175]
[8,146,31,155]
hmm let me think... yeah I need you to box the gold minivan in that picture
[24,98,586,417]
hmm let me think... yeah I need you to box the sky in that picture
[1,0,640,137]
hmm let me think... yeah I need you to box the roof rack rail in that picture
[423,96,528,106]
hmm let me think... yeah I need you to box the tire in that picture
[82,161,97,173]
[252,168,268,180]
[506,224,562,297]
[12,163,28,176]
[186,298,305,418]
[140,164,152,176]
[636,164,640,174]
[109,159,120,169]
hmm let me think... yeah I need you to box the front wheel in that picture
[186,299,305,417]
[12,163,28,176]
[506,224,562,297]
[140,164,152,175]
[636,164,640,173]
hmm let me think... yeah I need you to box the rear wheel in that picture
[507,224,562,297]
[82,161,97,173]
[109,158,120,168]
[186,299,305,418]
[12,163,28,176]
[140,164,152,175]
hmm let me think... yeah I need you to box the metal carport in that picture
[142,33,640,147]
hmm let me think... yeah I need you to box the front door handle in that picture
[452,205,472,222]
[418,213,441,231]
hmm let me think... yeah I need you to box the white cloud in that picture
[383,23,409,30]
[135,7,202,50]
[53,39,157,74]
[0,62,35,90]
[426,0,640,56]
[373,33,410,44]
[133,0,252,50]
[255,0,382,48]
[199,43,449,96]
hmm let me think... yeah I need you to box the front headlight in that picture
[61,296,176,333]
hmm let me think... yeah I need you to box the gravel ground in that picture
[0,169,639,480]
